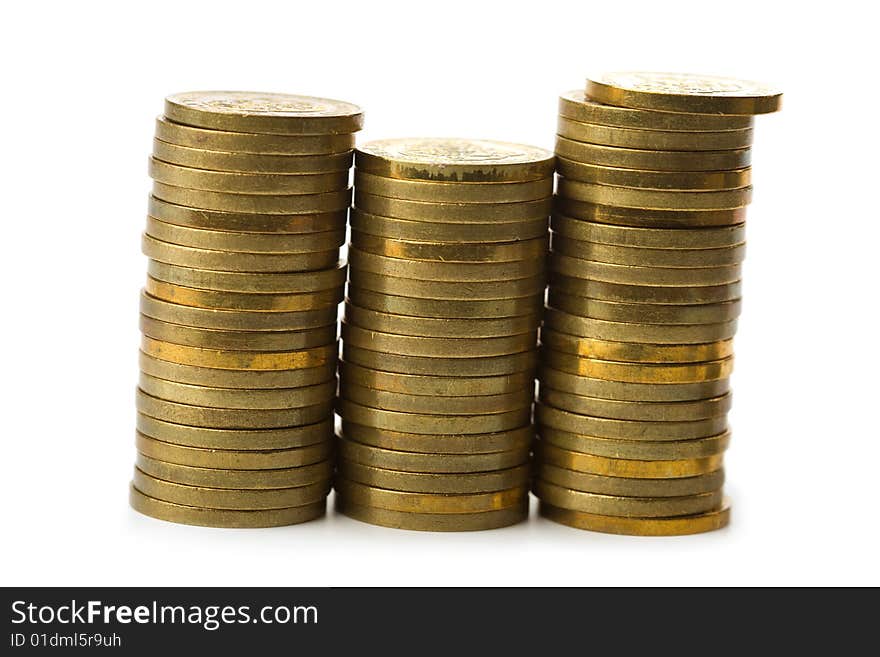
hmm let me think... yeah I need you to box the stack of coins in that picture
[336,138,554,531]
[130,91,362,528]
[536,73,782,536]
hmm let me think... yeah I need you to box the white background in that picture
[2,0,878,587]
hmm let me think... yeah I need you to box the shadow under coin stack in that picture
[536,73,782,536]
[336,138,554,531]
[130,91,362,528]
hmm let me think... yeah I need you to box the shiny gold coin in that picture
[555,158,751,191]
[341,382,532,415]
[136,389,332,429]
[537,464,724,497]
[337,399,531,435]
[147,260,345,294]
[551,253,741,287]
[536,439,725,478]
[558,117,753,151]
[152,182,351,215]
[342,343,537,377]
[558,89,752,131]
[352,270,545,301]
[135,432,332,469]
[543,308,738,344]
[355,191,552,223]
[132,468,329,510]
[551,215,745,249]
[136,453,332,489]
[341,421,532,455]
[539,500,730,535]
[136,414,331,451]
[586,72,782,115]
[352,231,548,263]
[337,498,527,531]
[141,337,336,371]
[348,287,543,319]
[349,247,546,282]
[337,437,529,473]
[551,235,745,268]
[145,277,342,312]
[148,196,347,234]
[152,139,352,174]
[164,91,363,135]
[355,137,554,183]
[550,274,742,305]
[140,290,337,331]
[341,322,536,358]
[538,427,730,460]
[547,292,742,325]
[149,159,348,195]
[542,349,734,383]
[154,116,355,154]
[143,234,338,273]
[130,485,325,528]
[340,461,530,494]
[538,365,730,402]
[355,170,552,203]
[540,329,733,363]
[555,136,751,172]
[350,208,548,243]
[539,385,731,421]
[340,360,532,396]
[556,198,746,229]
[344,303,540,338]
[557,179,752,211]
[335,477,527,514]
[139,374,336,410]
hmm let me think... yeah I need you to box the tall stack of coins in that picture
[336,138,554,531]
[536,73,782,536]
[130,92,362,528]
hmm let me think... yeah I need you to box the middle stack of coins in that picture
[336,138,555,531]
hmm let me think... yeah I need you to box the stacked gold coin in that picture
[130,91,362,528]
[536,73,782,536]
[336,138,554,531]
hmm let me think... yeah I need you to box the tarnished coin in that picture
[556,158,751,190]
[147,260,346,294]
[339,360,533,396]
[349,247,546,282]
[550,235,746,269]
[550,275,741,305]
[348,286,543,319]
[549,216,746,250]
[337,498,527,531]
[343,344,537,377]
[152,182,351,214]
[145,277,342,312]
[337,437,529,473]
[352,269,545,301]
[547,292,742,325]
[551,253,742,287]
[341,382,532,415]
[344,303,540,338]
[557,179,752,211]
[335,477,527,514]
[539,500,730,535]
[141,336,337,370]
[152,139,352,174]
[355,170,552,203]
[555,136,751,172]
[136,453,332,489]
[340,461,530,494]
[556,198,746,229]
[538,427,730,460]
[351,231,548,263]
[341,421,532,455]
[557,117,754,151]
[355,191,552,223]
[538,366,730,402]
[541,349,734,383]
[537,464,724,497]
[337,399,531,435]
[341,322,536,358]
[350,208,548,243]
[539,385,731,421]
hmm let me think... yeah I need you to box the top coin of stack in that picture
[336,137,554,531]
[131,91,362,528]
[537,73,781,536]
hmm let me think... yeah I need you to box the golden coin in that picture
[540,329,733,363]
[538,427,730,460]
[336,498,527,531]
[335,477,527,514]
[555,136,751,172]
[556,198,746,229]
[337,437,529,473]
[356,170,552,203]
[340,461,530,494]
[551,236,746,268]
[537,464,724,497]
[348,286,543,319]
[355,137,554,182]
[342,343,537,377]
[341,322,536,358]
[143,234,338,273]
[341,421,532,455]
[136,389,332,429]
[149,159,349,195]
[539,500,730,535]
[356,191,552,223]
[145,277,342,312]
[534,480,723,517]
[140,290,337,331]
[135,432,332,469]
[130,485,325,528]
[152,139,352,174]
[352,270,546,301]
[164,91,363,135]
[556,157,751,190]
[539,385,731,421]
[344,303,540,338]
[132,468,329,510]
[154,116,355,154]
[543,308,738,344]
[337,399,531,435]
[550,274,741,305]
[538,366,730,402]
[551,215,745,249]
[136,453,332,489]
[557,180,752,211]
[586,72,782,115]
[141,336,336,370]
[148,196,347,234]
[547,292,742,325]
[551,253,741,287]
[139,373,336,410]
[136,413,331,450]
[349,247,546,282]
[147,260,346,294]
[350,208,548,243]
[341,382,532,415]
[152,182,351,214]
[558,89,752,131]
[340,360,532,396]
[558,117,753,151]
[542,349,734,383]
[535,439,725,478]
[352,231,548,263]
